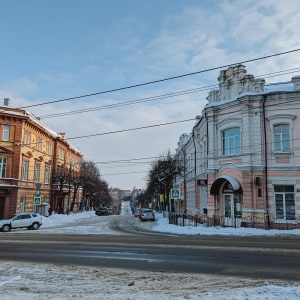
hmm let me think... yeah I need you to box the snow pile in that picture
[153,217,300,236]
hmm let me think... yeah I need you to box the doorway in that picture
[0,197,5,219]
[223,193,242,227]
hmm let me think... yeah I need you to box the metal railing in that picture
[168,213,300,230]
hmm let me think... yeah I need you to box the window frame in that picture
[273,124,290,153]
[0,157,7,178]
[20,197,26,213]
[2,125,10,141]
[22,160,29,181]
[36,137,43,151]
[222,127,241,156]
[274,185,295,220]
[34,164,40,183]
[24,130,31,145]
[45,166,50,184]
[267,114,295,154]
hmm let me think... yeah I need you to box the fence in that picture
[168,213,300,230]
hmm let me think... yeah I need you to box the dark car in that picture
[95,207,108,216]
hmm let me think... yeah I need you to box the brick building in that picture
[0,99,82,219]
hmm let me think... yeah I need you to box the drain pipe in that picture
[262,94,270,229]
[192,129,197,215]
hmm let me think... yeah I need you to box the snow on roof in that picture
[205,81,296,109]
[264,81,294,93]
[0,106,82,155]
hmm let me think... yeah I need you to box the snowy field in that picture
[1,207,299,299]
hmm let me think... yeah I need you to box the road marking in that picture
[0,276,22,287]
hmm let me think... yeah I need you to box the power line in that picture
[20,48,300,109]
[67,118,196,140]
[19,92,300,147]
[39,66,300,119]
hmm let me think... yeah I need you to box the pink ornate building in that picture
[174,65,300,229]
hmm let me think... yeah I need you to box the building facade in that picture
[175,65,300,228]
[0,100,82,219]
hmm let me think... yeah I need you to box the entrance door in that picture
[223,193,242,227]
[0,197,5,219]
[223,194,234,226]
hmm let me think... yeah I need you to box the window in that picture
[58,147,65,160]
[222,128,241,155]
[46,141,53,155]
[22,160,29,181]
[2,125,10,141]
[24,130,31,145]
[0,157,7,178]
[35,164,40,182]
[274,124,290,152]
[36,137,43,151]
[20,198,26,213]
[45,166,50,184]
[274,185,295,220]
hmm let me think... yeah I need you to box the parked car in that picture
[139,209,155,222]
[107,208,113,215]
[134,208,142,217]
[0,212,43,232]
[95,207,109,216]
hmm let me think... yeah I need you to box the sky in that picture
[1,204,299,299]
[1,0,300,190]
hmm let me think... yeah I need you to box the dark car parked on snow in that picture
[95,207,109,216]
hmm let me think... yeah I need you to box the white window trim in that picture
[217,119,242,157]
[45,166,50,184]
[35,164,40,183]
[22,160,29,181]
[0,157,7,178]
[274,186,295,221]
[2,125,10,141]
[267,114,296,154]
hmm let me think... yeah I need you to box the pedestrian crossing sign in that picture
[170,189,180,199]
[34,196,42,205]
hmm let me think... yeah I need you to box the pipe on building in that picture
[262,94,270,228]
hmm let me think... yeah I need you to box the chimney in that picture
[4,98,11,106]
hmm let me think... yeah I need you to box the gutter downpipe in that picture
[262,94,270,229]
[204,111,214,223]
[192,128,197,217]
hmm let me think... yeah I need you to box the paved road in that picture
[1,214,299,282]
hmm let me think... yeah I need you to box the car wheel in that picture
[32,223,40,230]
[2,224,11,232]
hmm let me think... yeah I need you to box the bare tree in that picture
[144,150,183,212]
[80,160,112,210]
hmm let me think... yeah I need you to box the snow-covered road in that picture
[1,202,299,299]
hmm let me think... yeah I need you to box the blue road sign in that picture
[34,196,42,205]
[171,189,180,199]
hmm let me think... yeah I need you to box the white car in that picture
[0,212,43,232]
